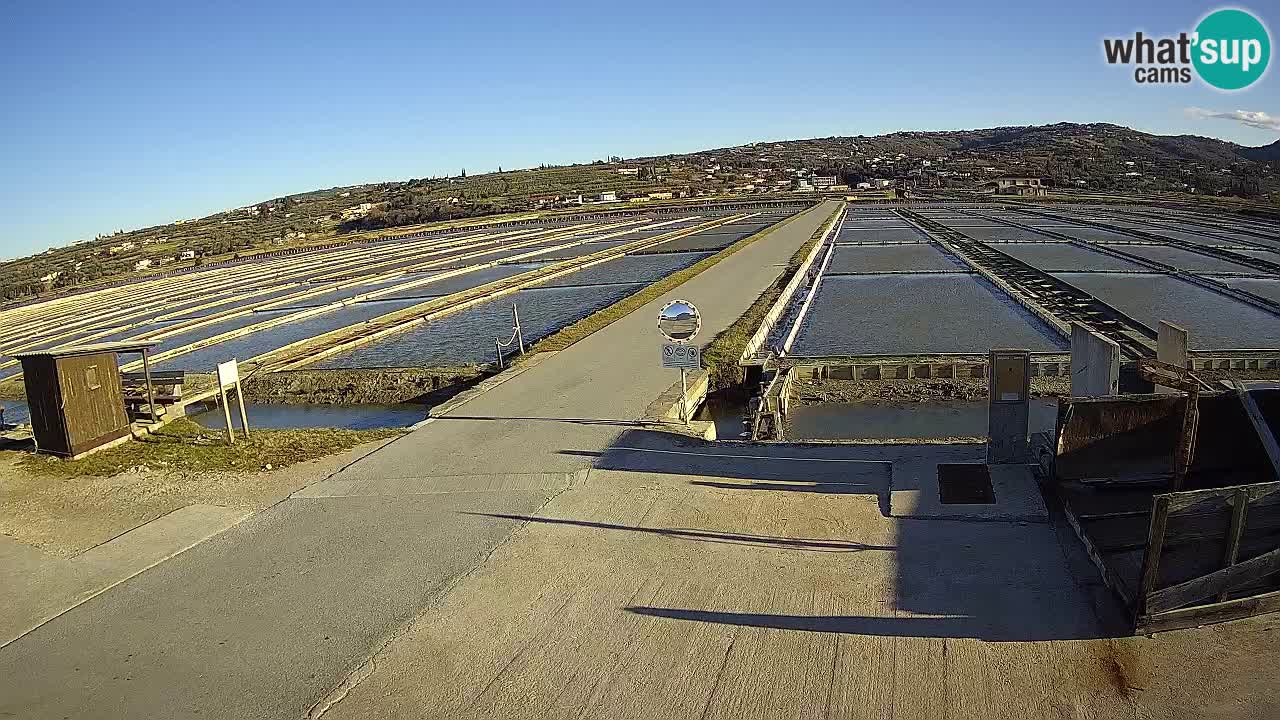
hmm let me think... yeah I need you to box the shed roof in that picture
[12,341,159,360]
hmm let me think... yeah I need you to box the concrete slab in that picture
[889,462,1049,522]
[0,504,252,647]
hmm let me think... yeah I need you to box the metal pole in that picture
[513,303,525,354]
[495,340,504,370]
[234,379,251,439]
[680,368,689,426]
[141,349,159,423]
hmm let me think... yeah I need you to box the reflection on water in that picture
[191,402,424,431]
[314,283,642,369]
[785,399,1058,440]
[1054,272,1280,350]
[695,395,749,440]
[1,398,30,426]
[790,274,1066,356]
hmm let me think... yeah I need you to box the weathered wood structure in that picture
[1049,382,1280,633]
[13,342,158,459]
[121,370,185,421]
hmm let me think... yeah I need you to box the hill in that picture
[1243,139,1280,162]
[658,123,1272,193]
[3,122,1277,304]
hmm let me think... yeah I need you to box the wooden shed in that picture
[13,342,158,459]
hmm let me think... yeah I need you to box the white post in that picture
[680,368,689,426]
[1157,321,1190,395]
[234,379,250,439]
[219,385,235,445]
[513,304,525,354]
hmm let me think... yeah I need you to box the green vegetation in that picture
[18,418,402,478]
[344,164,695,232]
[701,205,840,390]
[528,204,828,362]
[6,122,1276,306]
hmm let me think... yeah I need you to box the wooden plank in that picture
[1138,588,1280,634]
[122,371,185,382]
[219,385,235,445]
[1219,488,1250,602]
[1145,546,1280,614]
[1059,486,1135,610]
[1162,480,1280,513]
[1233,381,1280,483]
[1136,495,1170,618]
[1077,509,1150,521]
[1171,388,1199,492]
[141,350,159,426]
[1087,501,1280,552]
[1077,473,1174,487]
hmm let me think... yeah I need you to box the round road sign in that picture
[658,299,701,343]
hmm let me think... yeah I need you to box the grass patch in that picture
[19,418,403,478]
[527,204,826,356]
[701,204,841,390]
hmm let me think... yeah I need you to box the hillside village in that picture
[3,122,1277,304]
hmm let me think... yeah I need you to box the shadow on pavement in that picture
[582,428,895,488]
[622,606,1109,642]
[460,512,893,553]
[433,415,643,427]
[688,479,877,494]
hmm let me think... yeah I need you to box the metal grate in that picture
[937,463,995,504]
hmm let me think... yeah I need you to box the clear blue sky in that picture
[2,0,1277,257]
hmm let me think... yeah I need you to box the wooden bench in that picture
[122,370,185,420]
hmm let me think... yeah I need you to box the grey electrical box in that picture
[988,349,1031,464]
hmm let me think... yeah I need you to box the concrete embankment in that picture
[790,375,1071,404]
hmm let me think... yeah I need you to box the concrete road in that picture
[0,201,839,720]
[319,437,1280,720]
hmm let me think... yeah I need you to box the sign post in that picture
[216,359,250,445]
[657,300,702,426]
